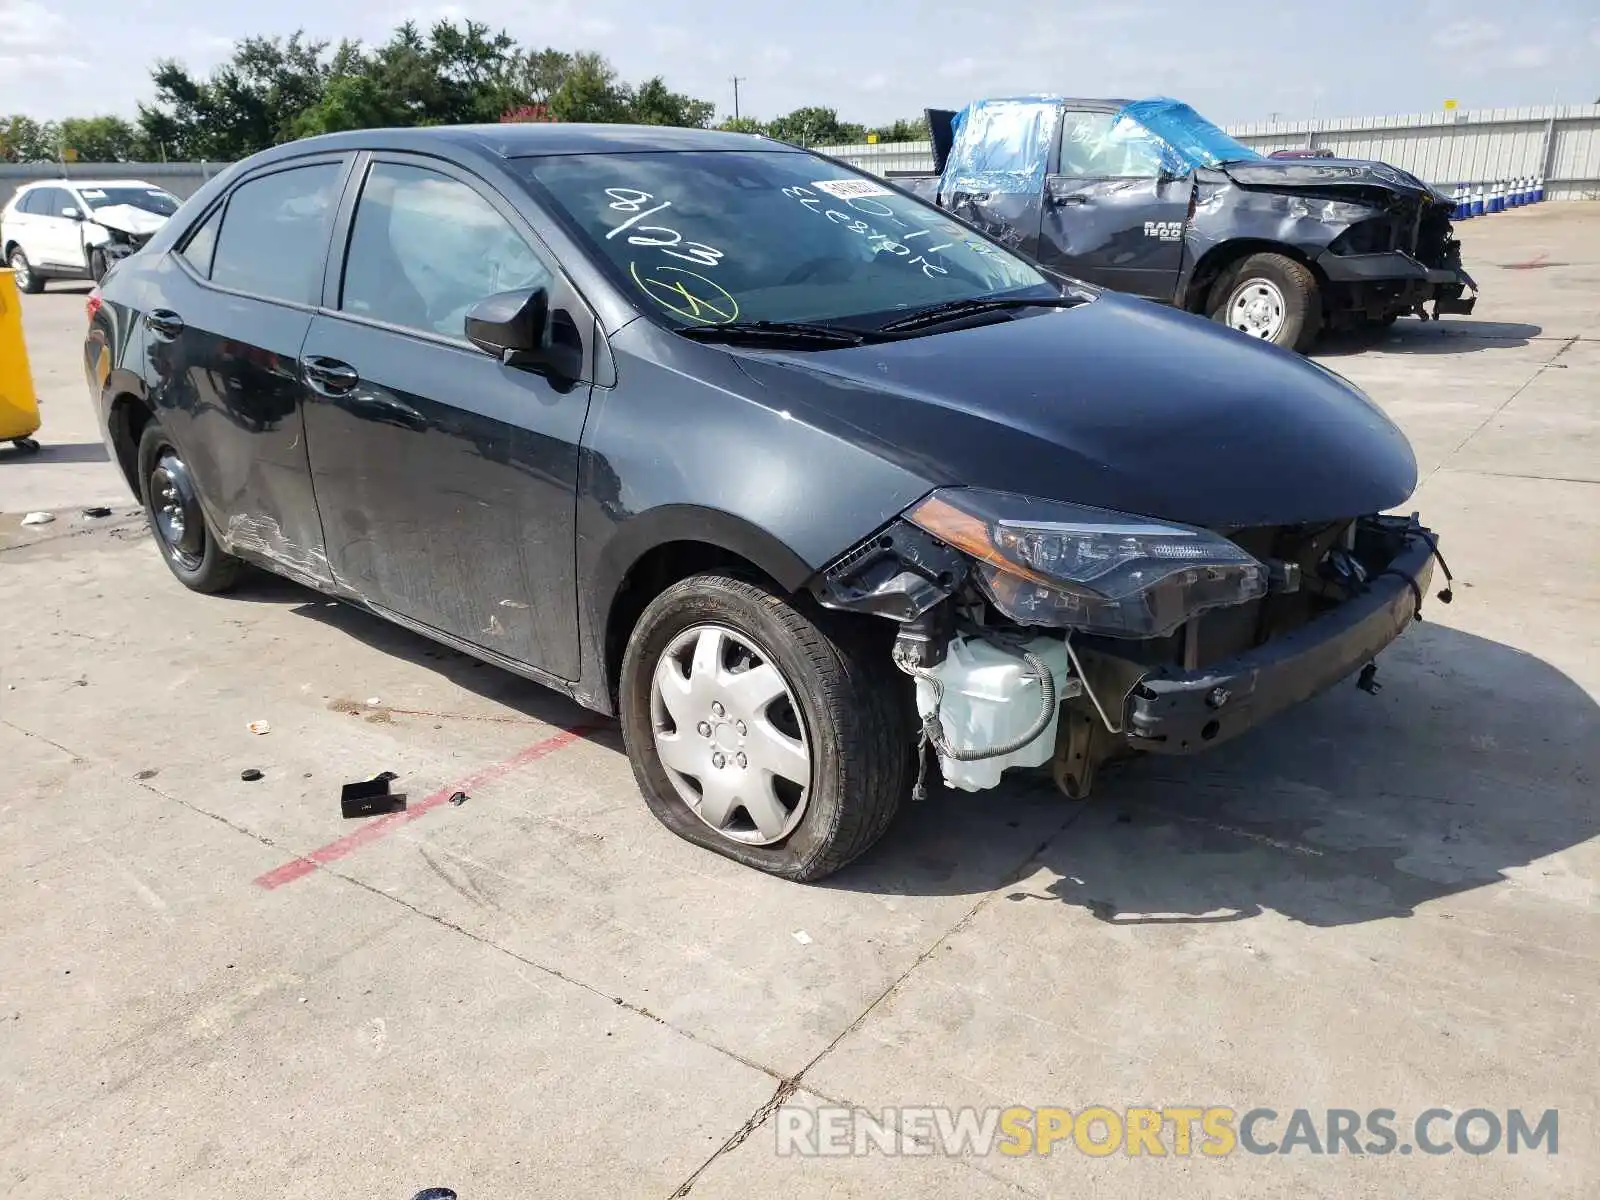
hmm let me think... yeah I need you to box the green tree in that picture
[0,115,58,161]
[764,106,864,146]
[628,77,714,128]
[872,115,930,143]
[548,52,631,123]
[716,116,766,135]
[56,116,143,162]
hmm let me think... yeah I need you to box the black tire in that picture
[9,247,43,294]
[88,248,107,284]
[1208,252,1321,352]
[619,573,910,882]
[136,418,243,594]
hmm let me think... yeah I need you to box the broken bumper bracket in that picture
[1122,532,1436,754]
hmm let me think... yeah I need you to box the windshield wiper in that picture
[676,320,873,349]
[876,294,1084,334]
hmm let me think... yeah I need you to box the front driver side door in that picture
[1038,111,1193,300]
[299,154,595,680]
[30,187,83,268]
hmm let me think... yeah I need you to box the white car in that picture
[1,179,180,293]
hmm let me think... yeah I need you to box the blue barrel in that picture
[1470,185,1485,217]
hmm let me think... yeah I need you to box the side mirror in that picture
[61,206,80,220]
[464,286,583,381]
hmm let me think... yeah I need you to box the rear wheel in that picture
[1208,252,1321,352]
[619,573,909,882]
[137,419,242,593]
[9,248,42,294]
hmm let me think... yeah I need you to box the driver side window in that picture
[341,162,552,339]
[1059,112,1168,179]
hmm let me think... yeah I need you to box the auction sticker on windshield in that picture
[811,179,894,200]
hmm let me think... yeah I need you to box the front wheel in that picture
[88,248,108,283]
[619,574,909,882]
[1208,252,1321,352]
[137,418,243,593]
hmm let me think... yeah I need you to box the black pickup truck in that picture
[906,96,1478,351]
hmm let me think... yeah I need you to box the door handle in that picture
[1052,193,1088,206]
[301,355,360,395]
[145,309,185,338]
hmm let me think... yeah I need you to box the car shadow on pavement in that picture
[225,570,623,751]
[1316,320,1543,356]
[833,621,1599,930]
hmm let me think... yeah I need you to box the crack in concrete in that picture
[663,803,1091,1197]
[1429,334,1580,479]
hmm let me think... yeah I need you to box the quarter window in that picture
[179,205,223,277]
[341,162,551,338]
[209,163,344,305]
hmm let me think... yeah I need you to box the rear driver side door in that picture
[299,154,595,680]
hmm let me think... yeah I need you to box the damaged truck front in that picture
[910,96,1477,351]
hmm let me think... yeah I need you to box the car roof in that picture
[980,97,1132,113]
[258,123,792,165]
[16,178,162,191]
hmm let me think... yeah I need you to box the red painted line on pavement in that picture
[253,727,587,890]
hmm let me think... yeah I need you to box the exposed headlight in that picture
[905,488,1267,638]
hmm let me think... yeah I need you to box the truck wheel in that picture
[137,419,243,594]
[9,248,43,294]
[619,573,909,882]
[1209,253,1321,352]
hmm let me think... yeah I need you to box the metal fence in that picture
[0,161,225,212]
[816,103,1600,199]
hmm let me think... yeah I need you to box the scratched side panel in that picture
[300,316,588,680]
[140,251,333,589]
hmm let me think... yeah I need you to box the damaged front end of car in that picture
[814,489,1448,801]
[1201,161,1479,327]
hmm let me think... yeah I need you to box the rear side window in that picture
[340,162,551,338]
[16,189,45,214]
[210,163,344,305]
[179,205,223,277]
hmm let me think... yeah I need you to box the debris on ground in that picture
[248,720,272,735]
[135,768,159,780]
[792,930,813,945]
[448,790,468,807]
[240,769,264,782]
[81,506,112,518]
[20,512,53,526]
[412,1189,458,1200]
[366,696,382,706]
[341,773,407,819]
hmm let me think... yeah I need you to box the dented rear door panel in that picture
[141,250,334,590]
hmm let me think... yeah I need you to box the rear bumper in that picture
[1315,250,1477,314]
[1117,529,1436,754]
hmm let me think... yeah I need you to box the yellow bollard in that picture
[0,267,42,449]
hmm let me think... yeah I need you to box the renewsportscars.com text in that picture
[775,1105,1559,1158]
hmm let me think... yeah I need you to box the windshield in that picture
[1118,99,1263,170]
[76,186,180,216]
[515,150,1053,329]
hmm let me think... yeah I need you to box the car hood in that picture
[1223,158,1450,204]
[729,292,1418,529]
[91,205,169,236]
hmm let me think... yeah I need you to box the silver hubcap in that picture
[1227,278,1287,340]
[10,253,28,289]
[650,624,811,846]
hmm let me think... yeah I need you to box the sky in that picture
[2,0,1598,128]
